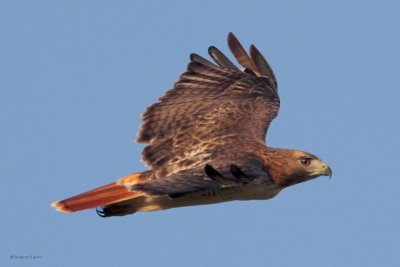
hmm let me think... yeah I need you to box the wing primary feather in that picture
[249,44,277,89]
[190,53,219,70]
[227,32,260,75]
[208,46,238,69]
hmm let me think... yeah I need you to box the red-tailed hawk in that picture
[52,33,331,217]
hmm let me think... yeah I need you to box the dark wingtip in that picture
[227,32,238,47]
[208,45,238,69]
[249,44,278,89]
[208,45,217,54]
[189,53,198,62]
[204,164,221,179]
[230,164,251,183]
[190,53,218,69]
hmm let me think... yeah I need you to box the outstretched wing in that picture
[137,33,280,178]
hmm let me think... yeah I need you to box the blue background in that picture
[1,1,399,266]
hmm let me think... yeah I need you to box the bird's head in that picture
[264,148,332,187]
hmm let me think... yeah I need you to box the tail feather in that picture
[51,171,149,213]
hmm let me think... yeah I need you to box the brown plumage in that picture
[52,33,331,217]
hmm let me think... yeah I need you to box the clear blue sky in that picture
[1,1,399,266]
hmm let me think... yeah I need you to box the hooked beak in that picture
[309,161,332,179]
[324,165,333,179]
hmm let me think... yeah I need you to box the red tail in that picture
[51,171,148,213]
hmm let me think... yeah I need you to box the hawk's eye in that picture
[300,158,311,166]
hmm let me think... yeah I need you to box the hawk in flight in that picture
[52,33,332,217]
